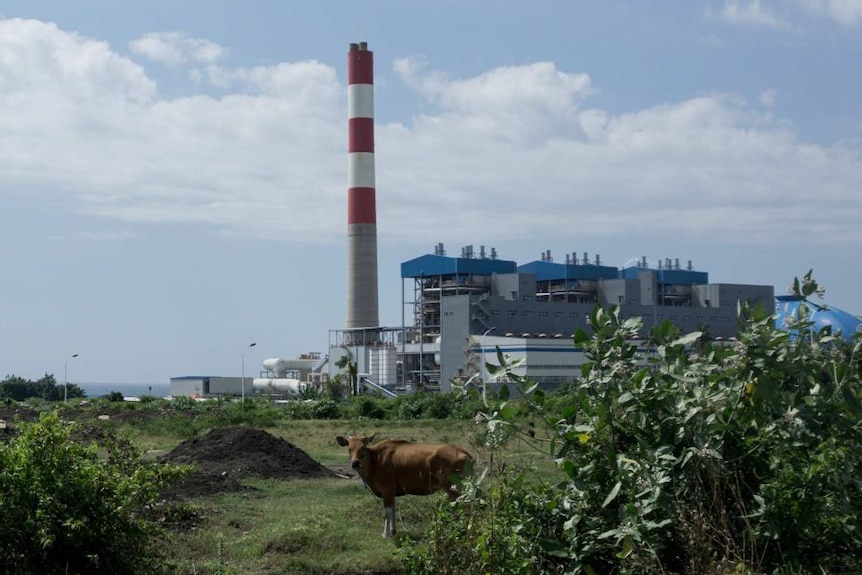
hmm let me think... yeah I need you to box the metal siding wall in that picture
[440,295,471,392]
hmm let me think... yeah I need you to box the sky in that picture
[1,1,861,385]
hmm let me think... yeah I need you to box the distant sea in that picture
[77,382,172,399]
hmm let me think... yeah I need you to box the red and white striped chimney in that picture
[345,41,379,331]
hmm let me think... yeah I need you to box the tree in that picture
[336,350,359,396]
[0,373,84,401]
[0,411,188,574]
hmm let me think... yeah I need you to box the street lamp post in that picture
[241,342,256,403]
[64,353,79,403]
[480,327,496,404]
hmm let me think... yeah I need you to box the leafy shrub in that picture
[170,395,203,412]
[348,396,390,419]
[323,374,347,401]
[278,399,314,419]
[0,411,188,574]
[404,273,862,574]
[219,398,283,427]
[309,399,342,419]
[398,464,570,575]
[392,390,471,420]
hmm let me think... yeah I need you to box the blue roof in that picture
[518,260,619,281]
[620,266,709,285]
[401,254,517,278]
[774,296,862,342]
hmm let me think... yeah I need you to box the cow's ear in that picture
[367,432,377,444]
[336,436,348,447]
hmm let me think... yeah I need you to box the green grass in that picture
[47,403,556,574]
[158,448,481,574]
[162,477,413,575]
[147,417,516,575]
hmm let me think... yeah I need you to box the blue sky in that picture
[1,1,860,384]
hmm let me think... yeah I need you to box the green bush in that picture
[0,411,188,574]
[278,399,314,419]
[220,398,283,427]
[348,396,390,419]
[309,399,342,419]
[392,390,478,420]
[404,273,862,574]
[398,464,571,575]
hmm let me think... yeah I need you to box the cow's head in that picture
[336,433,376,470]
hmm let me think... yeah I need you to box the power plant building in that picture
[329,244,775,394]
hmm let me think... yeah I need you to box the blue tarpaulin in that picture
[775,296,862,342]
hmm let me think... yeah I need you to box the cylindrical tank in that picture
[370,346,398,387]
[252,378,305,395]
[262,358,288,377]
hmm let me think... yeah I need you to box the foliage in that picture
[397,461,570,575]
[393,389,453,420]
[335,351,359,396]
[0,411,189,574]
[347,395,391,419]
[221,397,284,427]
[402,273,862,574]
[308,398,343,419]
[335,390,484,421]
[0,373,84,401]
[322,373,348,401]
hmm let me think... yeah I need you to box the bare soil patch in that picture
[158,426,342,500]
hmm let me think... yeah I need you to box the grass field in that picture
[0,400,555,574]
[150,418,536,575]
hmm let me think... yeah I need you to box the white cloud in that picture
[395,58,592,144]
[708,0,862,28]
[759,89,777,108]
[713,0,787,27]
[1,17,860,253]
[799,0,862,25]
[0,18,155,106]
[47,230,138,241]
[194,61,339,97]
[129,31,227,66]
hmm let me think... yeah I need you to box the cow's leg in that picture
[383,506,395,537]
[382,493,396,537]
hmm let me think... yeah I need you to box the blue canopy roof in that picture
[774,296,862,342]
[401,254,517,278]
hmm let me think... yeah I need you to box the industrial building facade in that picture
[329,244,775,394]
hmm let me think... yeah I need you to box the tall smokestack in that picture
[346,41,379,331]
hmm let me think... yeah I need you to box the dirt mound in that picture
[159,426,338,500]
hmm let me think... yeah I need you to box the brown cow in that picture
[336,433,472,537]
